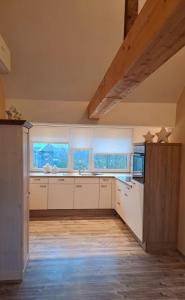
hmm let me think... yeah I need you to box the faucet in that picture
[78,167,85,175]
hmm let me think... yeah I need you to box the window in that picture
[32,142,69,169]
[30,125,133,172]
[72,149,91,171]
[94,153,129,171]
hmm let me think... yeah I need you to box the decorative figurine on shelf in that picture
[155,127,172,143]
[51,165,58,174]
[5,106,22,120]
[143,131,155,143]
[43,163,52,173]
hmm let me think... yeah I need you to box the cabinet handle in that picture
[40,185,47,188]
[101,184,107,188]
[76,185,82,188]
[58,178,64,181]
[102,178,109,182]
[34,178,41,181]
[117,202,120,205]
[124,193,128,197]
[117,188,121,192]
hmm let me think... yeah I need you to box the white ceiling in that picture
[0,0,125,101]
[0,0,184,103]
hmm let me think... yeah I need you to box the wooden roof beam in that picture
[88,0,185,119]
[124,0,138,38]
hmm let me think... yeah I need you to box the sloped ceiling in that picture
[0,0,125,100]
[125,46,185,103]
[0,0,184,103]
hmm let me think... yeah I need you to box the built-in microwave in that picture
[132,143,145,183]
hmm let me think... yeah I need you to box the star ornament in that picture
[156,127,171,143]
[143,131,155,143]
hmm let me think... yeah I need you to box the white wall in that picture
[6,98,176,127]
[133,126,173,143]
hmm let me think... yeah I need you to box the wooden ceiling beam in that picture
[124,0,138,38]
[88,0,185,119]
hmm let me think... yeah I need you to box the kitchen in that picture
[28,123,180,253]
[0,0,185,299]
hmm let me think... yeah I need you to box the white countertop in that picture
[30,172,136,186]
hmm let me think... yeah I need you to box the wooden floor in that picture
[1,216,185,300]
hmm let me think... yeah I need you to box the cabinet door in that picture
[99,184,112,208]
[115,182,123,217]
[29,183,48,210]
[48,184,74,209]
[120,181,144,242]
[128,181,144,241]
[119,182,129,222]
[74,184,99,209]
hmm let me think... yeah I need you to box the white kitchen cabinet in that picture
[30,177,48,184]
[75,177,99,184]
[29,183,48,210]
[100,177,112,184]
[115,181,124,218]
[74,184,99,209]
[115,179,144,242]
[48,183,74,209]
[127,180,144,241]
[99,183,112,208]
[119,182,131,224]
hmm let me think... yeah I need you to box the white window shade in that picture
[30,126,70,143]
[92,128,133,153]
[70,127,93,149]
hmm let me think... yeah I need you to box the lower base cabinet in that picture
[99,183,112,208]
[29,177,113,210]
[48,184,74,209]
[115,180,144,242]
[74,184,99,209]
[29,183,48,210]
[115,183,123,218]
[127,181,143,242]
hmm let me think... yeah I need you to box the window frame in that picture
[93,152,131,173]
[30,142,131,173]
[30,141,70,171]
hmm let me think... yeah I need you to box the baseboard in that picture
[0,271,22,283]
[30,209,117,220]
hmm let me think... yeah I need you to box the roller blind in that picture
[92,128,133,153]
[30,125,70,143]
[70,127,93,148]
[30,125,133,153]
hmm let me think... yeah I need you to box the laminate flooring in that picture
[0,216,185,300]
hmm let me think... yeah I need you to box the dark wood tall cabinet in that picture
[143,143,181,252]
[0,120,32,281]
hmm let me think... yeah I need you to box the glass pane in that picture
[94,154,128,170]
[94,154,108,169]
[73,149,90,170]
[133,155,144,172]
[32,143,69,168]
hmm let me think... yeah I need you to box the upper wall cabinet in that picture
[0,34,11,73]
